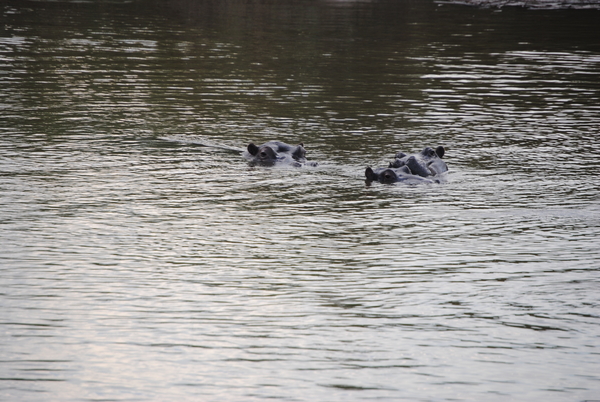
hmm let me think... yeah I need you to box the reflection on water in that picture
[1,0,599,401]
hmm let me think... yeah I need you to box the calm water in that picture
[1,1,599,401]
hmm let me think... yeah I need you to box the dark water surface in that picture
[1,1,599,401]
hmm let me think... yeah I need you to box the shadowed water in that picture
[1,1,599,401]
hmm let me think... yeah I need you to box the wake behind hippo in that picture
[366,145,448,184]
[243,141,318,167]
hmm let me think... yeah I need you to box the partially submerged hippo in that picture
[243,141,318,167]
[366,145,448,184]
[389,146,447,177]
[365,166,439,184]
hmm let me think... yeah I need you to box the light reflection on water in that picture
[1,1,600,401]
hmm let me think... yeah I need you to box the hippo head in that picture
[247,143,278,166]
[390,146,447,177]
[365,165,411,184]
[421,146,445,159]
[422,146,447,176]
[376,168,401,184]
[247,141,311,167]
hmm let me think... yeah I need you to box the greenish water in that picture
[1,1,599,401]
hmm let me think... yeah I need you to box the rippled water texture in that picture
[1,1,599,401]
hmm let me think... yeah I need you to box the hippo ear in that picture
[292,144,306,160]
[435,146,445,159]
[365,167,377,181]
[297,142,304,147]
[248,143,259,156]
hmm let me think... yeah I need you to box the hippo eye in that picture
[260,151,268,158]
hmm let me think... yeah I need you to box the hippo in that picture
[365,166,438,184]
[388,146,447,177]
[243,141,318,167]
[365,145,447,184]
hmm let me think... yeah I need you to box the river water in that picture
[1,1,599,401]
